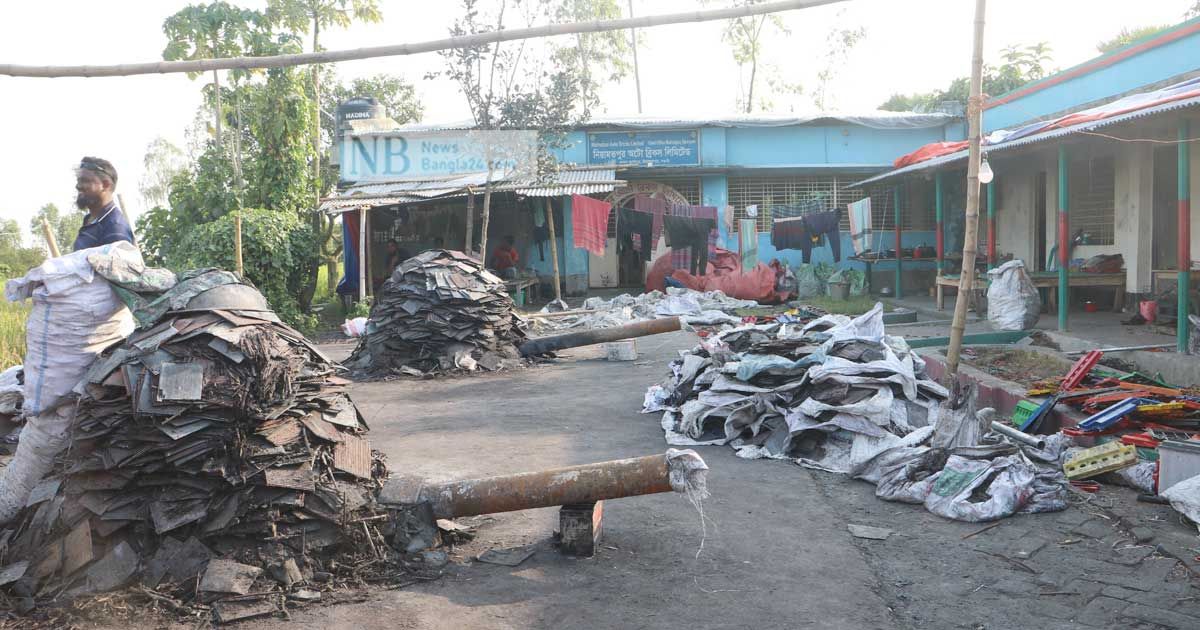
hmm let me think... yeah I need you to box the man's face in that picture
[75,170,108,210]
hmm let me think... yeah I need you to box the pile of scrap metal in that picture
[1019,350,1200,522]
[346,250,527,375]
[532,288,761,332]
[0,273,391,622]
[643,304,1073,522]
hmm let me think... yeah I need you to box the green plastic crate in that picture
[1011,400,1041,430]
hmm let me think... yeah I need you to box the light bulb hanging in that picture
[978,155,994,184]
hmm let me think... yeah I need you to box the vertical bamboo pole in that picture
[464,187,476,254]
[358,207,369,301]
[935,171,944,273]
[893,185,902,298]
[628,0,643,114]
[1178,119,1192,353]
[1058,146,1070,332]
[40,219,60,258]
[986,181,997,269]
[545,197,563,303]
[234,212,244,277]
[945,0,987,376]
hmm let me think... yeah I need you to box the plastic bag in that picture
[793,264,823,299]
[846,269,867,297]
[341,317,369,337]
[0,405,74,524]
[1162,474,1200,530]
[923,454,1037,522]
[986,260,1041,331]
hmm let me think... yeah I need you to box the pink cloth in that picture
[572,195,612,256]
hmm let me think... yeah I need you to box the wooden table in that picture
[505,278,540,304]
[936,271,1125,311]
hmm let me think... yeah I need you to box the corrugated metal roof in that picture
[350,111,957,136]
[850,94,1200,187]
[321,168,621,212]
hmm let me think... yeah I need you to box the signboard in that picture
[339,130,538,182]
[587,130,699,166]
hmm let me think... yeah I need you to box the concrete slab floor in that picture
[145,329,1194,630]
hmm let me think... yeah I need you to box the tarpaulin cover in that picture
[646,248,784,303]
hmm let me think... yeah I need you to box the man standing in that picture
[72,157,135,251]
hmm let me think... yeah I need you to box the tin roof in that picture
[321,168,621,212]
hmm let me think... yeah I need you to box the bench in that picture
[936,272,1125,312]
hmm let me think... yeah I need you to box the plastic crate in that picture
[1011,400,1041,430]
[1063,442,1138,480]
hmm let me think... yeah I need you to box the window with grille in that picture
[727,176,916,233]
[1068,155,1115,246]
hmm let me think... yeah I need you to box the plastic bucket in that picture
[828,281,850,301]
[1139,300,1157,322]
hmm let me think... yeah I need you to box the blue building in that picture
[326,111,957,299]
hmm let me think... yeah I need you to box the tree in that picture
[1097,25,1170,53]
[0,219,44,279]
[266,0,383,311]
[163,3,257,151]
[879,42,1054,112]
[811,25,865,111]
[325,73,424,132]
[704,0,790,113]
[30,203,82,255]
[140,137,190,210]
[435,0,590,256]
[551,0,630,117]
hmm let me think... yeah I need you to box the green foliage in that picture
[139,137,189,210]
[879,42,1055,112]
[812,24,866,110]
[348,297,372,319]
[266,0,382,39]
[246,67,317,215]
[30,203,82,255]
[170,208,317,331]
[551,0,629,117]
[0,218,44,280]
[325,74,424,129]
[703,0,791,113]
[162,2,258,78]
[1097,25,1171,53]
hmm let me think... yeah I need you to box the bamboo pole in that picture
[464,186,476,254]
[40,219,60,258]
[628,0,643,114]
[545,198,563,303]
[358,207,369,301]
[1178,118,1192,353]
[945,0,987,377]
[0,0,846,78]
[234,212,244,277]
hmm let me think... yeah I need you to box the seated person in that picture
[491,235,520,279]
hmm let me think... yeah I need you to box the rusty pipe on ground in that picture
[990,421,1045,450]
[518,316,682,357]
[382,450,708,519]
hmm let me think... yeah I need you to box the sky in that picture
[0,0,1195,242]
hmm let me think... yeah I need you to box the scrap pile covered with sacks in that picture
[347,250,527,375]
[533,288,760,332]
[0,243,396,621]
[643,304,1072,522]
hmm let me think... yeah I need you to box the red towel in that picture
[572,195,612,256]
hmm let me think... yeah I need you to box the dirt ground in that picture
[959,346,1074,387]
[88,330,1200,630]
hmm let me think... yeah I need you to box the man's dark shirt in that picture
[73,202,135,251]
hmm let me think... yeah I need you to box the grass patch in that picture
[796,295,890,316]
[0,301,29,367]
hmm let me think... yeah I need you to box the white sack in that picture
[986,260,1041,331]
[0,405,75,524]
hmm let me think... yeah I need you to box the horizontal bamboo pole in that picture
[0,0,845,78]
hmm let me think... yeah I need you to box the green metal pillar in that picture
[1179,119,1192,353]
[1057,146,1070,332]
[935,172,944,273]
[894,185,903,298]
[986,181,997,270]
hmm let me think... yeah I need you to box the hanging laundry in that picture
[847,197,872,256]
[771,219,816,262]
[804,209,842,262]
[636,196,668,248]
[663,215,715,276]
[533,204,550,261]
[772,196,825,220]
[618,207,654,262]
[668,205,718,273]
[571,195,612,257]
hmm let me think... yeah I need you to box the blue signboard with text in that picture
[587,130,699,166]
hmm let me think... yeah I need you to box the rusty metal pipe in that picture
[421,453,679,519]
[518,317,682,356]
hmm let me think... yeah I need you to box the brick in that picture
[1130,526,1155,543]
[1138,559,1180,583]
[1064,579,1106,599]
[1100,585,1189,609]
[1076,596,1127,627]
[1011,536,1048,560]
[1036,600,1081,621]
[1123,602,1200,629]
[1073,518,1118,540]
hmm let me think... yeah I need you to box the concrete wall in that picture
[985,19,1200,131]
[993,160,1039,268]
